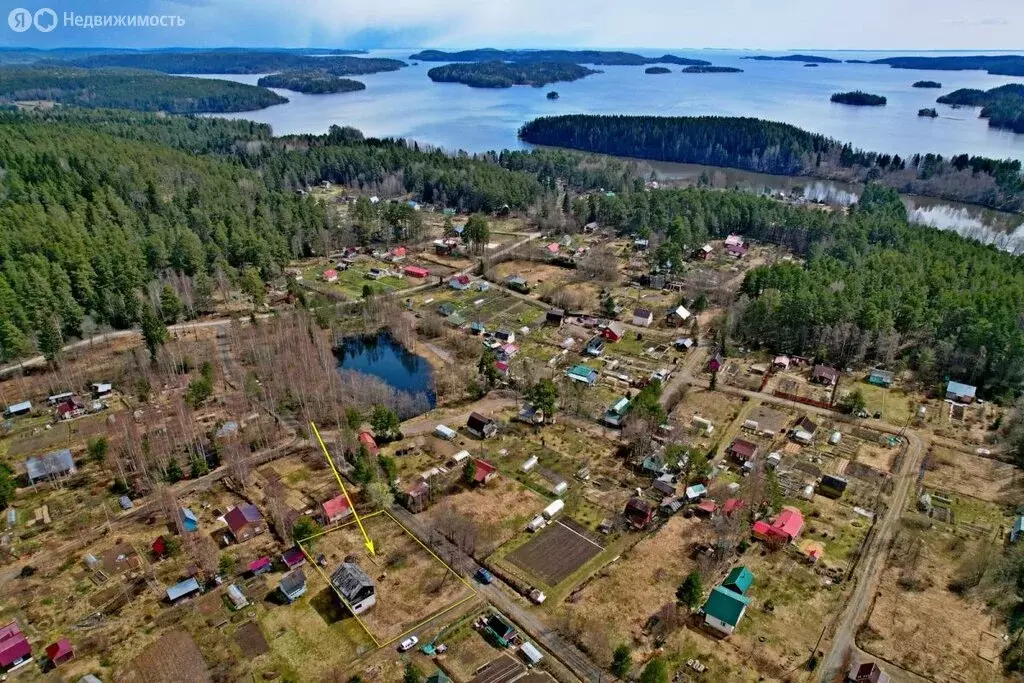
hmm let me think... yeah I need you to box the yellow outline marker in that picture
[311,421,376,555]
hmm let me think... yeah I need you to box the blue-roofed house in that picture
[181,508,199,533]
[25,449,77,484]
[3,400,32,417]
[1013,517,1024,544]
[566,365,598,385]
[722,566,755,595]
[166,577,201,603]
[702,585,752,636]
[945,380,977,404]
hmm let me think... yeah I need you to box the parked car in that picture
[474,568,494,584]
[398,636,419,652]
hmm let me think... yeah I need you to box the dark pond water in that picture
[335,332,436,408]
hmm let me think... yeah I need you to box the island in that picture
[64,50,406,76]
[937,84,1024,133]
[742,54,841,63]
[257,71,366,94]
[872,54,1024,77]
[426,61,598,88]
[546,91,559,100]
[681,65,743,73]
[0,66,288,113]
[913,80,942,88]
[845,59,870,64]
[918,108,939,118]
[804,63,819,68]
[645,67,671,75]
[408,48,710,66]
[516,113,1024,211]
[831,91,887,106]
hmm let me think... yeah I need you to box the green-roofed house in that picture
[703,585,752,636]
[566,365,598,386]
[426,670,452,683]
[722,566,754,595]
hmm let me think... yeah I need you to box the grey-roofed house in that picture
[166,577,201,603]
[330,562,376,614]
[3,400,32,417]
[279,569,307,603]
[25,449,77,484]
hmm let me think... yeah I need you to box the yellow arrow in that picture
[310,421,376,555]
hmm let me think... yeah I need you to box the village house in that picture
[702,565,755,636]
[585,336,605,357]
[668,305,691,325]
[450,275,472,290]
[772,355,790,371]
[225,504,264,542]
[494,329,516,344]
[846,661,890,683]
[726,439,758,465]
[322,495,353,524]
[388,246,407,262]
[546,309,565,326]
[25,449,77,485]
[945,380,977,404]
[248,557,272,576]
[322,269,338,283]
[602,321,625,342]
[505,275,530,294]
[697,244,713,260]
[45,637,74,667]
[726,243,749,258]
[92,382,113,398]
[545,242,560,254]
[282,548,306,570]
[3,400,31,418]
[632,308,654,327]
[466,412,498,439]
[166,577,201,604]
[624,497,655,530]
[181,507,199,532]
[402,479,430,513]
[56,398,86,421]
[471,459,498,485]
[566,364,598,386]
[331,562,376,614]
[47,391,74,406]
[0,620,32,671]
[357,431,379,455]
[707,354,725,373]
[434,239,458,256]
[404,265,430,278]
[227,584,248,610]
[752,506,804,544]
[603,397,630,427]
[724,233,745,248]
[279,569,307,603]
[811,364,840,387]
[817,474,849,499]
[867,368,894,387]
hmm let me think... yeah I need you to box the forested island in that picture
[408,49,710,66]
[0,66,287,113]
[518,114,1024,211]
[743,54,840,63]
[873,54,1024,77]
[918,108,939,118]
[257,71,366,94]
[831,91,887,106]
[546,91,559,99]
[427,62,598,88]
[645,67,671,74]
[913,80,943,88]
[804,64,819,68]
[937,84,1024,133]
[61,51,405,75]
[681,65,743,74]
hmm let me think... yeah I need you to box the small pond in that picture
[334,332,436,409]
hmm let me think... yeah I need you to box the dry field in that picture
[423,476,545,557]
[923,446,1024,507]
[671,388,746,441]
[490,260,576,297]
[861,519,1005,682]
[300,512,474,644]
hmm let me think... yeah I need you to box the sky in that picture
[2,0,1023,50]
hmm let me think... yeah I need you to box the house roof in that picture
[672,305,691,320]
[282,548,306,567]
[357,431,379,453]
[467,412,494,430]
[46,637,73,662]
[322,269,337,278]
[323,495,351,520]
[25,448,76,482]
[723,566,754,595]
[947,380,977,398]
[703,585,751,626]
[605,321,625,336]
[225,504,262,534]
[696,499,716,514]
[473,459,498,483]
[5,400,32,413]
[427,670,453,683]
[625,497,653,516]
[279,569,307,595]
[546,243,560,253]
[773,507,804,539]
[248,557,271,572]
[568,364,597,378]
[633,308,653,319]
[685,484,707,500]
[726,243,749,255]
[796,416,818,434]
[0,621,30,668]
[812,365,840,382]
[181,507,198,524]
[405,266,430,276]
[167,577,201,601]
[331,562,373,601]
[723,498,744,515]
[869,368,894,381]
[728,439,758,459]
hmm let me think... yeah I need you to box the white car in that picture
[398,636,419,652]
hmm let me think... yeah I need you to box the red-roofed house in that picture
[546,242,560,254]
[225,504,265,542]
[472,459,498,485]
[726,439,758,464]
[723,498,745,516]
[152,535,168,558]
[357,431,379,456]
[726,243,749,258]
[248,557,272,576]
[45,638,74,667]
[695,499,717,517]
[0,620,32,671]
[322,495,352,524]
[450,275,472,290]
[282,547,306,569]
[322,269,338,283]
[404,265,430,278]
[625,498,655,530]
[753,506,804,544]
[390,246,407,261]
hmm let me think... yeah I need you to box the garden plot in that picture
[506,519,604,586]
[298,511,474,645]
[923,446,1024,507]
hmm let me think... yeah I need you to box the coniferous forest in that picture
[518,114,1024,211]
[426,61,599,88]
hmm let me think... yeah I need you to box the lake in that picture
[198,48,1024,161]
[335,332,436,409]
